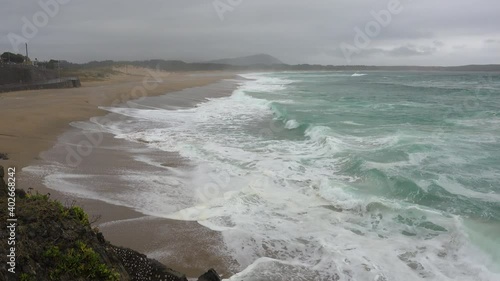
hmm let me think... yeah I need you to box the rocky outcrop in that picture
[197,269,222,281]
[109,246,187,281]
[0,166,222,281]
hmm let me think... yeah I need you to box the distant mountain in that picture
[207,54,284,66]
[61,59,500,73]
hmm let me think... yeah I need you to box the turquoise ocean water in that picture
[41,71,500,280]
[125,71,500,280]
[210,71,500,281]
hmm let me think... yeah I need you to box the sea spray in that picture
[28,71,500,280]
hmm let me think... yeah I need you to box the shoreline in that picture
[0,66,236,170]
[0,67,241,278]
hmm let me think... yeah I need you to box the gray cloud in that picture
[433,40,444,47]
[1,0,500,65]
[386,45,437,57]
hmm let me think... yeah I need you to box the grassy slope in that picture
[0,166,197,281]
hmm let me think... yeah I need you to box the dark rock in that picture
[198,269,222,281]
[110,245,188,281]
[0,153,8,160]
[17,189,27,198]
[96,231,105,243]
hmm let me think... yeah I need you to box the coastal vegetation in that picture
[50,55,500,72]
[0,166,221,281]
[1,52,26,64]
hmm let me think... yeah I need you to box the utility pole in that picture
[25,43,29,65]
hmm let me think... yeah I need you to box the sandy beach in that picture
[0,67,239,278]
[0,67,234,170]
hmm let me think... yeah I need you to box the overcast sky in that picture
[1,0,499,66]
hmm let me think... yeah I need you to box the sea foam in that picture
[27,71,500,281]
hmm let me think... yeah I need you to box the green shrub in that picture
[26,192,50,201]
[44,242,119,281]
[71,206,89,225]
[20,273,35,281]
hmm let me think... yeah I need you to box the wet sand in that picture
[0,66,234,170]
[0,67,240,278]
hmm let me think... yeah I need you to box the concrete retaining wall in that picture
[0,77,81,93]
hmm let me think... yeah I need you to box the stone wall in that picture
[0,65,58,85]
[0,65,81,93]
[0,77,81,93]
